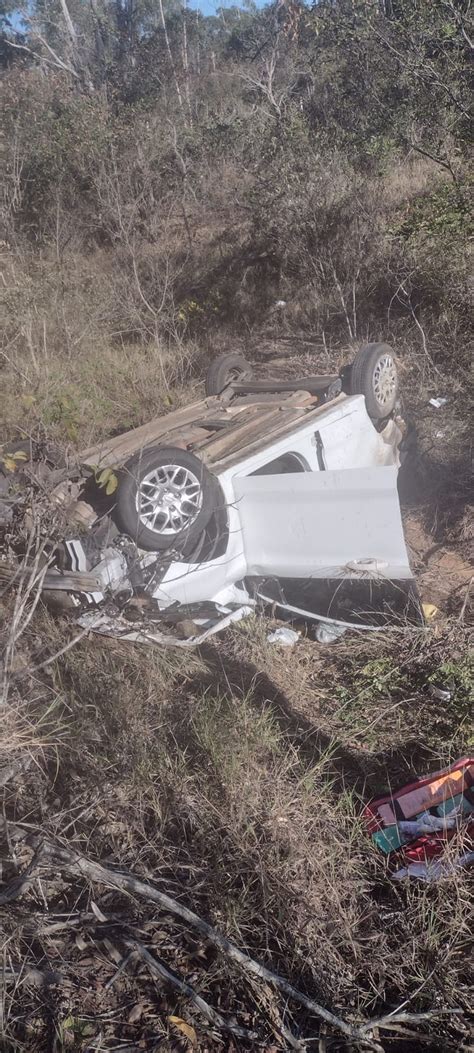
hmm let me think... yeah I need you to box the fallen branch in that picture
[3,829,463,1050]
[360,1008,464,1033]
[2,830,378,1049]
[124,936,258,1042]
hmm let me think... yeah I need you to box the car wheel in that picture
[205,352,253,396]
[350,343,399,420]
[114,446,222,552]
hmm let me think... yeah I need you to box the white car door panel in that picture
[234,466,413,580]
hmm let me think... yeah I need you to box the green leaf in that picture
[94,467,119,495]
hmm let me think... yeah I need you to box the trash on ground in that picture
[364,757,474,881]
[392,852,474,883]
[314,622,347,644]
[267,626,300,646]
[422,602,439,620]
[430,684,452,702]
[429,397,448,409]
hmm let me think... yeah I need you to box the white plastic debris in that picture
[274,300,287,308]
[392,851,474,883]
[398,809,459,838]
[315,622,347,644]
[430,684,452,702]
[267,626,300,646]
[429,397,448,409]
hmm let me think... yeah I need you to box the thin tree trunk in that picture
[157,0,185,114]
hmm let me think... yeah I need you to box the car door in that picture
[233,465,417,625]
[234,465,412,579]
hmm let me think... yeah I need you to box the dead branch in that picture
[20,626,91,677]
[2,830,380,1049]
[2,829,463,1049]
[360,1008,464,1033]
[124,936,258,1041]
[6,38,79,78]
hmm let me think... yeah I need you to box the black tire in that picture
[350,343,399,420]
[114,446,222,552]
[205,352,253,396]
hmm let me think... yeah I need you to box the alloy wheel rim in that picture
[373,354,396,407]
[136,464,203,535]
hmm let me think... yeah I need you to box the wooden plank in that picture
[200,391,316,462]
[79,387,319,471]
[198,405,290,461]
[80,397,218,468]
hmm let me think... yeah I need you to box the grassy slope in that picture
[0,164,473,1050]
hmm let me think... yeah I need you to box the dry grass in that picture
[0,361,472,1049]
[0,246,207,446]
[0,587,472,1049]
[0,150,472,1050]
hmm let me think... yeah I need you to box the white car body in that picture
[56,391,416,645]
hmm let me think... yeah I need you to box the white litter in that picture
[429,397,448,409]
[392,851,474,883]
[430,684,452,702]
[315,623,347,644]
[398,809,459,838]
[267,626,300,646]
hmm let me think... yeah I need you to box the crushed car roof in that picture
[80,382,343,471]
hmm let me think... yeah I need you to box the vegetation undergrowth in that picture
[0,0,472,1048]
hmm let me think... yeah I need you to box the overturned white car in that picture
[33,343,419,644]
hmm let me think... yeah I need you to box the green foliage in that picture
[42,391,81,441]
[94,467,119,495]
[333,656,409,742]
[393,181,472,241]
[427,656,474,705]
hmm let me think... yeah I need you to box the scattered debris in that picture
[430,683,452,702]
[267,626,300,646]
[429,396,448,409]
[315,622,347,644]
[393,852,474,883]
[365,757,474,881]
